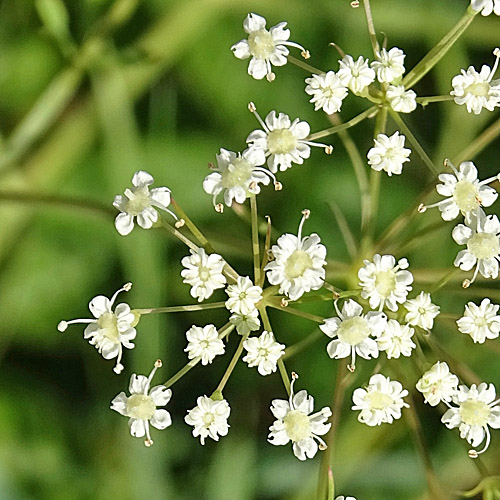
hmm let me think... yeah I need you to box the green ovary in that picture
[267,129,297,155]
[284,410,311,442]
[467,233,499,260]
[284,250,313,280]
[202,412,215,427]
[465,82,490,97]
[374,270,396,297]
[459,399,490,427]
[366,391,393,410]
[221,158,253,189]
[125,187,151,215]
[453,180,479,213]
[337,316,369,345]
[97,312,119,343]
[248,29,275,59]
[126,394,156,420]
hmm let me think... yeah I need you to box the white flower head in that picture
[203,148,278,209]
[246,104,332,173]
[404,292,440,331]
[225,276,263,315]
[184,324,225,365]
[242,331,285,376]
[451,48,500,114]
[442,382,500,458]
[231,13,307,82]
[457,298,500,343]
[320,299,387,371]
[111,360,172,447]
[376,319,416,359]
[264,209,327,301]
[371,47,406,84]
[358,254,414,312]
[113,171,178,236]
[57,283,136,374]
[230,309,261,336]
[268,373,332,460]
[185,395,231,445]
[452,208,500,285]
[471,0,500,15]
[352,374,409,426]
[386,85,417,113]
[338,54,375,94]
[181,248,227,302]
[305,72,348,114]
[367,131,411,176]
[419,160,499,221]
[416,361,459,406]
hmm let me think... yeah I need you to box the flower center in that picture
[97,312,119,343]
[453,180,479,213]
[221,158,253,190]
[374,270,397,298]
[283,410,311,442]
[467,233,499,260]
[284,250,313,280]
[337,316,369,346]
[247,29,275,59]
[474,317,488,328]
[202,412,215,427]
[459,399,490,427]
[258,347,269,358]
[465,82,490,97]
[125,186,151,215]
[126,394,156,420]
[267,129,298,155]
[366,391,393,410]
[198,267,211,282]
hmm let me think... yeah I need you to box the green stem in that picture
[362,0,380,57]
[160,219,199,252]
[250,195,261,286]
[283,330,323,360]
[416,95,455,106]
[135,301,227,314]
[287,55,323,74]
[428,269,460,294]
[216,333,248,393]
[266,300,325,323]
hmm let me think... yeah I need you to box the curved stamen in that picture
[254,166,277,183]
[248,103,270,133]
[487,48,500,83]
[333,298,343,319]
[289,372,299,407]
[281,40,307,52]
[113,346,124,375]
[297,209,310,242]
[315,434,328,450]
[57,319,95,332]
[144,359,162,394]
[468,426,491,458]
[144,420,154,447]
[110,282,132,307]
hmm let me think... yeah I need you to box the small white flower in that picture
[416,361,459,407]
[404,292,440,331]
[471,1,500,18]
[376,319,416,359]
[181,248,227,302]
[419,160,499,221]
[358,254,414,312]
[231,13,306,82]
[457,298,500,343]
[242,331,285,376]
[352,374,409,426]
[442,382,500,457]
[264,210,327,301]
[335,497,357,500]
[225,276,263,315]
[111,360,172,446]
[305,72,348,114]
[184,324,225,365]
[230,309,261,336]
[386,85,417,113]
[337,54,375,94]
[57,283,136,374]
[185,395,231,445]
[452,208,500,284]
[367,131,411,176]
[320,299,386,370]
[113,171,177,236]
[371,47,406,84]
[203,148,277,208]
[451,48,500,114]
[268,373,332,460]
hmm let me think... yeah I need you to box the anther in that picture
[144,438,154,447]
[324,145,334,154]
[208,162,216,170]
[291,371,299,381]
[280,297,289,307]
[266,72,276,82]
[350,0,360,7]
[443,158,450,168]
[301,49,311,59]
[332,291,340,300]
[175,219,185,228]
[155,359,163,368]
[248,102,257,112]
[57,320,68,332]
[249,181,257,190]
[494,48,500,57]
[347,364,356,373]
[274,181,283,191]
[319,442,328,450]
[462,279,471,289]
[215,203,224,213]
[267,249,275,260]
[417,203,427,213]
[302,209,311,219]
[123,282,133,292]
[468,449,478,459]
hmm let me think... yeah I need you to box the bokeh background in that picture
[0,0,499,499]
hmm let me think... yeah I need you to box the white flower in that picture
[203,148,277,208]
[225,276,263,315]
[419,160,499,221]
[57,283,136,374]
[320,299,386,370]
[451,48,500,114]
[457,298,500,343]
[231,13,306,82]
[264,210,327,301]
[367,131,411,176]
[376,319,416,359]
[386,85,417,113]
[113,171,177,236]
[185,395,231,445]
[471,1,500,17]
[358,254,413,312]
[452,208,500,284]
[242,331,285,376]
[352,374,409,426]
[338,54,375,94]
[246,106,331,173]
[336,497,356,500]
[181,248,227,302]
[111,360,172,446]
[371,47,406,84]
[305,72,348,114]
[442,382,500,457]
[230,309,261,335]
[416,361,459,407]
[404,292,440,331]
[184,324,225,365]
[268,373,332,460]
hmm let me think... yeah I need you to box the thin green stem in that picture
[428,269,460,294]
[259,215,272,287]
[362,0,380,57]
[135,301,227,314]
[287,55,323,74]
[160,219,199,252]
[250,195,261,286]
[216,333,248,394]
[266,300,325,323]
[283,330,323,360]
[416,95,455,106]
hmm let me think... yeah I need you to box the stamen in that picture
[174,219,185,229]
[274,181,283,191]
[144,359,162,394]
[350,0,360,7]
[297,209,311,242]
[113,346,124,374]
[302,140,333,151]
[289,372,299,408]
[317,436,328,450]
[329,42,346,58]
[417,203,427,213]
[444,158,459,176]
[144,421,154,447]
[333,298,343,319]
[487,48,500,83]
[468,427,491,457]
[280,297,289,307]
[57,318,95,331]
[110,282,132,307]
[301,49,311,60]
[479,173,500,186]
[215,203,224,213]
[248,103,270,132]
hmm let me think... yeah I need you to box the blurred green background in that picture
[0,0,499,499]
